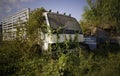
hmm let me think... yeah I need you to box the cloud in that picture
[0,0,33,12]
[0,0,17,13]
[20,0,34,3]
[0,0,34,22]
[9,0,17,3]
[20,0,29,2]
[0,0,33,17]
[5,6,12,13]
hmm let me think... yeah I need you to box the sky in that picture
[0,0,88,22]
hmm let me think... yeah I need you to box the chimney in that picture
[49,9,52,12]
[69,14,71,17]
[57,11,59,14]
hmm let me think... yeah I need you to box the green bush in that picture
[0,40,120,76]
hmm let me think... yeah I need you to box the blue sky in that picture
[0,0,88,22]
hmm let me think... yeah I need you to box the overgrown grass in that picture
[0,40,120,76]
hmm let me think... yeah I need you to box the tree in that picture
[27,7,46,45]
[28,7,46,34]
[81,0,120,34]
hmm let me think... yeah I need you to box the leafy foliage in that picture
[27,7,46,45]
[28,7,46,34]
[1,7,120,76]
[81,0,120,34]
[0,40,120,76]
